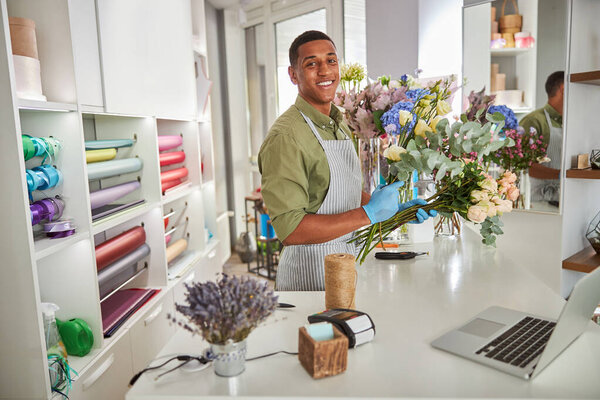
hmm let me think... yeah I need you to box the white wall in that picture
[418,0,462,113]
[535,0,568,109]
[366,0,418,78]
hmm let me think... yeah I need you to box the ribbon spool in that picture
[27,165,62,192]
[30,197,65,225]
[23,135,61,164]
[44,220,76,239]
[22,135,35,161]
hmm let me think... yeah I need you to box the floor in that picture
[223,252,275,289]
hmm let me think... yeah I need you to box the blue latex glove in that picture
[398,198,438,224]
[362,181,405,224]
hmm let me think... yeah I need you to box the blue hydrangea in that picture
[380,101,416,135]
[488,105,518,130]
[406,88,430,102]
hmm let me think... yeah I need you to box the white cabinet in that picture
[96,0,196,118]
[0,0,223,397]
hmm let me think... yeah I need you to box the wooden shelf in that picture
[563,246,600,273]
[570,70,600,86]
[566,168,600,179]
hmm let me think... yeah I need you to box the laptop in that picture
[431,266,600,380]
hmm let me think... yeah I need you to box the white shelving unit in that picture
[463,0,538,114]
[0,0,224,398]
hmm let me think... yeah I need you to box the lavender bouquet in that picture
[172,274,278,345]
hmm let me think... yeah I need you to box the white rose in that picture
[429,116,445,132]
[436,100,452,116]
[383,145,407,162]
[495,199,512,213]
[398,110,413,126]
[479,177,498,192]
[414,119,433,138]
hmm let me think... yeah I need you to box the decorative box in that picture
[298,325,348,379]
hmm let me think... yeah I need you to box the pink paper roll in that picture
[90,181,141,210]
[160,167,188,184]
[165,235,172,245]
[95,226,146,271]
[162,179,181,193]
[160,151,186,167]
[158,135,183,151]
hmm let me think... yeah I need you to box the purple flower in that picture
[488,105,517,130]
[380,101,416,135]
[405,88,430,102]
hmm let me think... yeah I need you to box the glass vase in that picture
[386,183,413,243]
[586,210,600,254]
[357,138,381,194]
[209,339,247,377]
[513,170,530,210]
[434,212,462,237]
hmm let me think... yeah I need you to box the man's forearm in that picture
[282,207,370,245]
[529,163,560,179]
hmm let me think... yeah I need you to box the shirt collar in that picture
[544,103,563,126]
[294,95,344,128]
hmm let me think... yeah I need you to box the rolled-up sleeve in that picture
[258,133,309,241]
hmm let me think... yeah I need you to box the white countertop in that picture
[127,230,600,399]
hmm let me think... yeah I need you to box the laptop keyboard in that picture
[475,317,556,368]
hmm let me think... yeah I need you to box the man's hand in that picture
[362,181,405,224]
[399,198,438,223]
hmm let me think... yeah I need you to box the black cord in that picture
[246,350,298,361]
[130,350,298,385]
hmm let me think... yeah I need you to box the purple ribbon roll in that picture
[30,198,65,225]
[158,135,183,151]
[44,220,76,239]
[89,181,141,210]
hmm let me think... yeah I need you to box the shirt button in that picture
[322,125,326,129]
[329,121,333,125]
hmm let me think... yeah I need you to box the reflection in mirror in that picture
[463,0,567,214]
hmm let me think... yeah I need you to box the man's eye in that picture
[328,59,338,64]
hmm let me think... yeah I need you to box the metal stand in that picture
[244,195,280,280]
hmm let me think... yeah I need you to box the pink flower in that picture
[507,186,520,201]
[502,171,517,183]
[467,205,488,223]
[495,199,513,213]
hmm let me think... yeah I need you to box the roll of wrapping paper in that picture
[87,158,142,181]
[85,139,134,150]
[86,148,117,163]
[159,151,186,167]
[324,253,357,309]
[161,179,181,193]
[158,135,183,151]
[165,235,172,245]
[98,243,150,299]
[160,167,188,184]
[95,226,146,271]
[164,217,169,229]
[166,238,187,263]
[89,181,140,210]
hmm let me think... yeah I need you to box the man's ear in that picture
[288,66,298,85]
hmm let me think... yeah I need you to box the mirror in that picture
[462,0,568,214]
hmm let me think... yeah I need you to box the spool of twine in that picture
[324,253,357,310]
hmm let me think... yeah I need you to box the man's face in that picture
[288,40,339,112]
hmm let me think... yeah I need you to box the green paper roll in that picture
[87,158,143,180]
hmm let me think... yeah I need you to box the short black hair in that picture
[545,71,564,97]
[288,30,336,67]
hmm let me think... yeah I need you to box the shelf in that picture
[490,47,533,57]
[34,231,88,260]
[80,105,105,114]
[162,182,195,205]
[92,202,153,235]
[201,179,214,189]
[201,238,219,258]
[570,70,600,86]
[562,246,600,273]
[167,250,201,281]
[18,99,77,112]
[566,169,600,179]
[511,106,534,114]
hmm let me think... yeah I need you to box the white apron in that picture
[276,111,362,291]
[530,110,562,203]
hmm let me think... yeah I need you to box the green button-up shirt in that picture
[519,103,562,147]
[258,95,351,241]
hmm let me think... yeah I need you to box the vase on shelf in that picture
[434,212,462,237]
[208,339,247,377]
[357,138,381,194]
[513,170,530,210]
[586,210,600,254]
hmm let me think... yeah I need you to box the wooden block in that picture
[496,73,506,91]
[577,154,591,169]
[298,326,348,379]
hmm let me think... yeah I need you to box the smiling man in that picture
[258,31,434,291]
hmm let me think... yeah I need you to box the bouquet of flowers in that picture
[172,274,278,345]
[351,111,517,263]
[489,126,548,174]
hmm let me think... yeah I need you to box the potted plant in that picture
[172,274,278,376]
